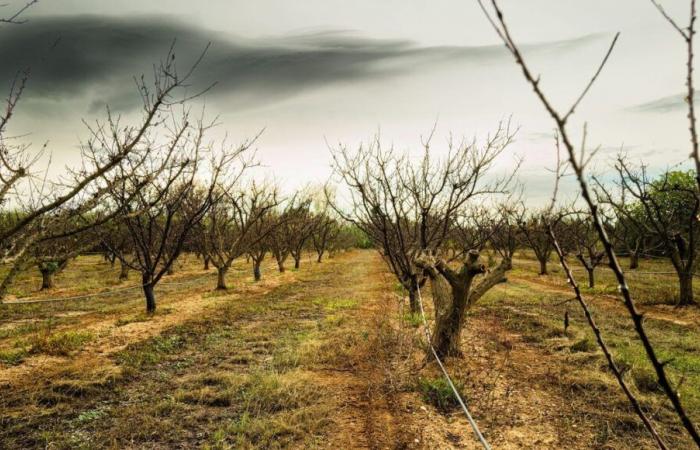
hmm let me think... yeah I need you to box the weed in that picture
[417,377,463,413]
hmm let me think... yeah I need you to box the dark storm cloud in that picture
[0,15,607,113]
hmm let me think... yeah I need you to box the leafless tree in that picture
[601,201,651,270]
[414,248,510,356]
[516,209,554,275]
[99,119,239,313]
[479,0,699,445]
[564,215,605,288]
[0,42,212,282]
[247,211,277,282]
[312,213,340,263]
[96,221,136,281]
[488,202,523,270]
[205,182,278,290]
[330,124,516,346]
[30,233,93,290]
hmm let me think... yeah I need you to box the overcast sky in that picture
[1,0,696,204]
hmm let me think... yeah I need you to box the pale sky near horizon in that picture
[1,0,696,205]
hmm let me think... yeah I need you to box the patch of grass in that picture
[402,312,423,328]
[322,314,345,328]
[115,313,152,327]
[631,367,662,393]
[74,408,107,425]
[0,347,28,365]
[313,298,357,312]
[571,338,596,353]
[418,376,463,413]
[30,330,94,356]
[116,332,185,369]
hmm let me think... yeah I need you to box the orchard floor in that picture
[0,250,698,449]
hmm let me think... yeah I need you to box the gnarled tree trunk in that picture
[538,257,548,275]
[418,251,510,357]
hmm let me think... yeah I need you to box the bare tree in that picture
[414,249,510,356]
[0,43,212,282]
[330,124,515,321]
[312,213,340,263]
[565,215,605,288]
[30,233,93,290]
[100,120,239,313]
[516,209,554,275]
[205,182,278,290]
[247,211,277,282]
[601,202,650,270]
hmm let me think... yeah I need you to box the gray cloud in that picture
[0,15,608,114]
[628,92,697,113]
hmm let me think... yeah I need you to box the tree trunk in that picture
[40,269,54,290]
[143,281,156,313]
[678,272,695,307]
[630,252,639,270]
[277,259,286,273]
[216,266,228,290]
[316,249,324,263]
[119,260,129,281]
[408,286,419,314]
[253,261,262,281]
[587,268,595,289]
[538,257,548,275]
[431,277,467,357]
[204,256,210,271]
[294,257,301,269]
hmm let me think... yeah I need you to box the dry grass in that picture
[1,250,699,449]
